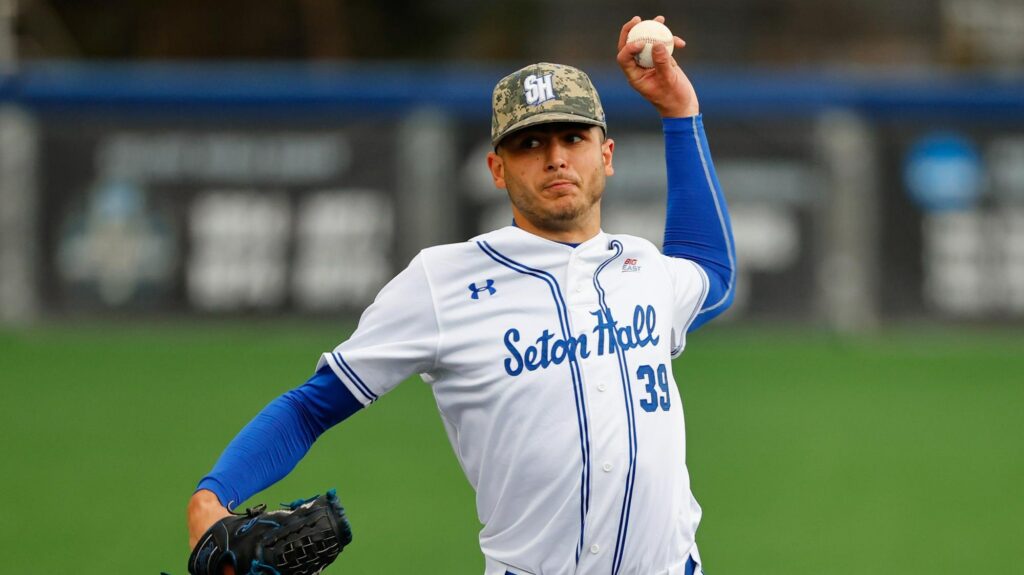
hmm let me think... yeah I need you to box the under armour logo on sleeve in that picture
[468,279,497,299]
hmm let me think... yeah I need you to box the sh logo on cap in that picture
[524,73,556,105]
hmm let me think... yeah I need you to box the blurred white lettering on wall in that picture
[292,191,393,310]
[924,209,1024,316]
[187,191,291,310]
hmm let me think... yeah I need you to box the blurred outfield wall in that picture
[1,63,1023,328]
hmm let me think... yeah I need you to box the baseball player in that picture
[187,15,734,575]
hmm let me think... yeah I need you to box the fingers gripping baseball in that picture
[616,16,699,118]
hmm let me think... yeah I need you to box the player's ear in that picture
[602,137,615,177]
[487,151,507,189]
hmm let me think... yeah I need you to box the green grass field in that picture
[2,322,1021,574]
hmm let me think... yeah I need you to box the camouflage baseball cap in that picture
[491,62,606,148]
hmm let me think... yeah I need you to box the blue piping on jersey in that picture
[593,240,639,575]
[476,240,593,565]
[691,115,735,315]
[673,261,710,356]
[332,351,378,402]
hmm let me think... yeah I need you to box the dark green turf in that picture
[1,323,1021,573]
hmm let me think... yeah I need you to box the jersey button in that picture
[590,544,600,554]
[602,462,613,472]
[597,383,607,392]
[575,284,584,293]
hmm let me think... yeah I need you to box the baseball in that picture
[627,19,674,68]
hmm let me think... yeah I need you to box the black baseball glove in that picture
[188,489,352,575]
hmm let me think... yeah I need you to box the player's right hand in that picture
[187,489,235,575]
[616,15,699,118]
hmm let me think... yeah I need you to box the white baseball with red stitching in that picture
[627,20,674,68]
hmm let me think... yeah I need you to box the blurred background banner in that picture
[29,98,399,315]
[3,0,1024,327]
[2,63,1023,326]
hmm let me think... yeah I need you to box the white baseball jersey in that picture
[317,225,710,575]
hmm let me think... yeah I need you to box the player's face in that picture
[488,123,615,241]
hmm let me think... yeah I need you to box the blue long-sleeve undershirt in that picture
[662,115,736,331]
[196,366,363,509]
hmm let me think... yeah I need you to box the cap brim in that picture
[493,112,606,148]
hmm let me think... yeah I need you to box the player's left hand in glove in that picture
[188,489,352,575]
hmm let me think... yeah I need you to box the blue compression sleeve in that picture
[662,115,737,331]
[196,366,364,509]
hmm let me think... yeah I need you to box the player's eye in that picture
[518,137,542,149]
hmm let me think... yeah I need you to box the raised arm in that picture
[617,16,736,331]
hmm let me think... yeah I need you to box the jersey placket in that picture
[564,242,629,573]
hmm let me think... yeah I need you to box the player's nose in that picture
[544,142,569,171]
